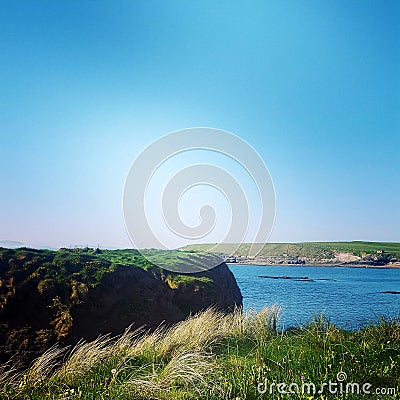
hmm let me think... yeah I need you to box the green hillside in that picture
[182,241,400,261]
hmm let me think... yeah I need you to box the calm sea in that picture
[229,264,400,330]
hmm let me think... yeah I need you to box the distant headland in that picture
[181,241,400,268]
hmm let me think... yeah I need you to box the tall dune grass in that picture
[1,306,399,399]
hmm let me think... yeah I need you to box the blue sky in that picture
[1,0,399,248]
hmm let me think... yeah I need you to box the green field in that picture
[182,241,400,261]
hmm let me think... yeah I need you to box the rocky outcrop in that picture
[0,248,242,367]
[167,265,242,315]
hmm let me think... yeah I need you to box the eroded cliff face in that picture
[164,265,242,316]
[0,248,242,367]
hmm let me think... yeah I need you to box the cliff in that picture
[0,247,242,367]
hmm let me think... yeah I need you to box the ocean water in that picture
[228,264,400,330]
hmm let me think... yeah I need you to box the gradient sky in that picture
[1,1,399,248]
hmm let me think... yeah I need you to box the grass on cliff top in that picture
[1,307,399,400]
[0,247,221,288]
[182,241,400,260]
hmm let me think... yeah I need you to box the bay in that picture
[229,264,400,330]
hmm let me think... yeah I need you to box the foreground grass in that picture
[1,308,399,399]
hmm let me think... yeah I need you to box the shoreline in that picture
[227,262,400,269]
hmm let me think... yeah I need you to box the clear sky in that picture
[1,0,399,248]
